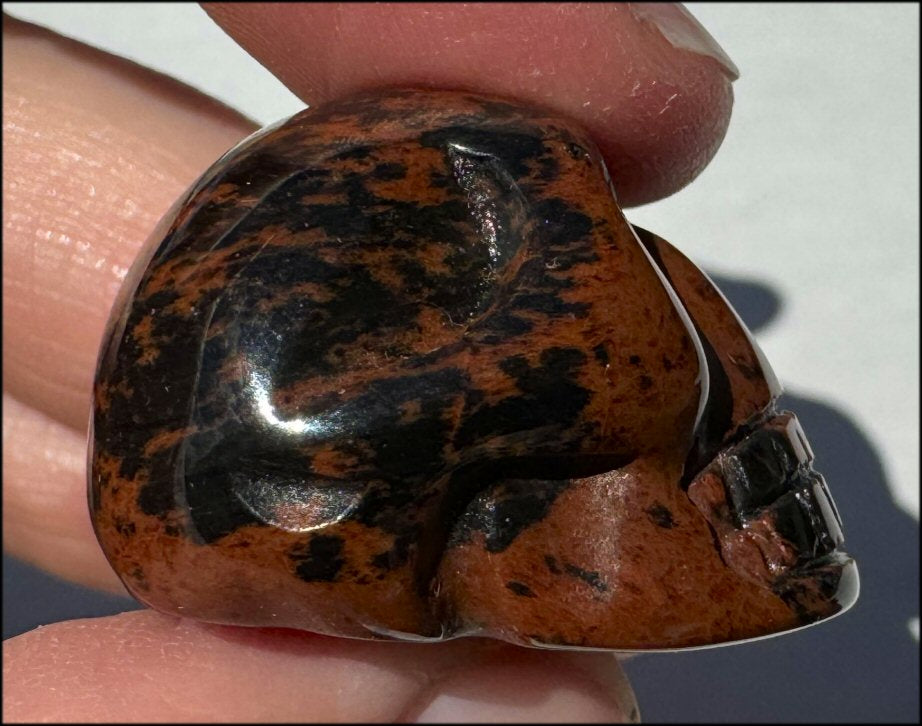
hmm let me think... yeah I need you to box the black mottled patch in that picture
[479,479,570,553]
[532,197,594,250]
[506,581,537,598]
[331,144,373,161]
[566,142,588,160]
[476,309,535,342]
[449,478,572,553]
[629,355,641,365]
[593,344,609,366]
[645,502,676,529]
[136,471,182,519]
[371,162,407,180]
[537,155,560,181]
[544,555,563,574]
[115,520,136,537]
[455,347,590,449]
[142,288,181,312]
[772,556,844,623]
[564,563,608,592]
[639,375,654,391]
[129,566,147,589]
[420,125,547,178]
[369,534,414,571]
[291,535,345,582]
[508,291,589,317]
[428,169,454,188]
[469,97,532,120]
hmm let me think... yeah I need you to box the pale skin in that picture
[2,4,738,722]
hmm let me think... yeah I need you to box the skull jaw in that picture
[433,409,857,651]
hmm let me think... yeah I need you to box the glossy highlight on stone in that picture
[89,88,857,650]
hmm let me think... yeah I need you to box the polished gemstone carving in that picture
[89,88,857,650]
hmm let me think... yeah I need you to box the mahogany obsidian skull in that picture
[89,88,857,650]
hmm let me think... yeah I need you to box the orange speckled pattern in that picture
[89,88,857,650]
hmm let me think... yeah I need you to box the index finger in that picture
[2,3,736,591]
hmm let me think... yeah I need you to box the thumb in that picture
[202,1,738,207]
[2,610,639,723]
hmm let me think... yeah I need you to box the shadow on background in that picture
[2,555,141,638]
[2,274,917,722]
[623,273,920,723]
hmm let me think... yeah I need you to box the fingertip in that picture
[203,2,735,206]
[3,611,637,723]
[1,394,126,594]
[629,2,739,81]
[409,652,638,723]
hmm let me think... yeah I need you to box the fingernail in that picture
[411,662,638,723]
[629,3,740,81]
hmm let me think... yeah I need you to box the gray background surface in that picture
[3,3,919,723]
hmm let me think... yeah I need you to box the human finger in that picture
[203,1,738,207]
[2,15,256,583]
[2,610,638,723]
[2,393,123,591]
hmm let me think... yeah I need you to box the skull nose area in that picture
[627,226,857,638]
[687,411,858,625]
